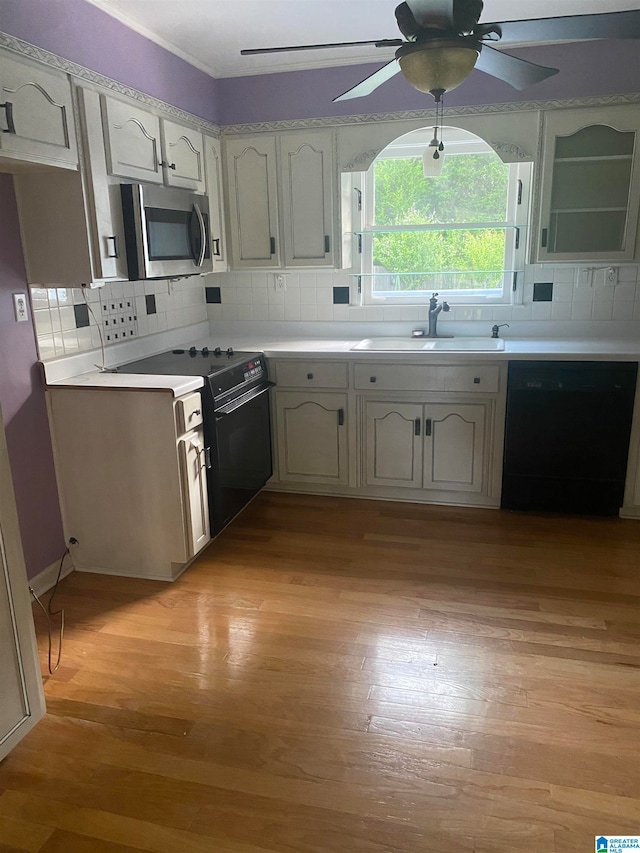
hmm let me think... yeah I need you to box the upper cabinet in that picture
[101,94,206,192]
[534,106,640,263]
[203,134,228,272]
[224,129,341,270]
[0,52,77,169]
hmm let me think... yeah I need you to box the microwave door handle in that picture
[192,203,206,268]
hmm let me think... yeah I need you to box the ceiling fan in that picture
[241,0,640,104]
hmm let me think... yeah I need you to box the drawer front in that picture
[354,364,442,391]
[176,392,203,434]
[275,361,348,389]
[440,366,500,393]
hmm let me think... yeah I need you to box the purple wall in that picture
[217,39,640,125]
[0,176,66,578]
[1,0,221,123]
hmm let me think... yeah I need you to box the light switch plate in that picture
[12,293,29,322]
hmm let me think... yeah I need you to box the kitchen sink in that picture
[350,337,505,352]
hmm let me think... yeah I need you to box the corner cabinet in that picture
[534,106,640,263]
[0,51,77,170]
[224,129,340,270]
[47,387,211,580]
[0,404,46,761]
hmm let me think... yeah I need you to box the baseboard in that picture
[27,555,75,597]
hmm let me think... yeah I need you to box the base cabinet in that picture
[274,391,349,486]
[48,387,211,580]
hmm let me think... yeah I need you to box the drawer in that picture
[274,361,348,389]
[354,363,442,391]
[440,366,500,393]
[175,392,203,433]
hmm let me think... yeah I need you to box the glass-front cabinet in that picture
[534,105,640,263]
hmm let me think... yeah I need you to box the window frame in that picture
[351,128,532,307]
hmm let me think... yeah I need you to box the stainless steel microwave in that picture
[120,183,213,280]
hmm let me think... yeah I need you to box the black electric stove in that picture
[116,346,274,536]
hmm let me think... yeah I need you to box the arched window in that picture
[355,126,531,305]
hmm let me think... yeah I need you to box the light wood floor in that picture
[2,492,640,853]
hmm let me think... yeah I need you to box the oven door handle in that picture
[215,381,275,419]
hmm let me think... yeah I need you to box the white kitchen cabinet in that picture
[279,130,335,268]
[534,106,640,262]
[274,391,349,486]
[225,135,281,268]
[0,51,77,170]
[101,94,205,191]
[0,405,46,761]
[204,134,228,272]
[47,387,211,580]
[364,400,487,494]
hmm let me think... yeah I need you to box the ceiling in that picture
[84,0,640,79]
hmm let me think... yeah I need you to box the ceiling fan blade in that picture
[241,38,403,56]
[491,10,640,46]
[405,0,455,29]
[475,46,559,90]
[333,59,401,102]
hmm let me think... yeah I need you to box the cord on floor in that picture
[29,548,68,675]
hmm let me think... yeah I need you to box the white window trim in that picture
[350,134,532,308]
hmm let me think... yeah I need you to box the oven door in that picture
[207,382,274,535]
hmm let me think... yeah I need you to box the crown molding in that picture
[0,31,221,137]
[221,92,640,135]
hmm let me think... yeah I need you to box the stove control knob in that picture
[189,346,197,356]
[214,347,222,356]
[202,346,209,356]
[227,347,234,357]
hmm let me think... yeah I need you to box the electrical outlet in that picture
[578,268,592,287]
[12,292,29,322]
[274,274,287,292]
[605,266,618,286]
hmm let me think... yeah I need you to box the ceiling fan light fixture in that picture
[397,39,480,96]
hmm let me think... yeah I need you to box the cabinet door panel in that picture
[364,401,423,489]
[179,429,210,557]
[280,131,334,267]
[0,53,77,168]
[423,404,486,493]
[102,95,163,184]
[225,137,280,268]
[276,392,347,485]
[204,135,227,271]
[162,120,205,191]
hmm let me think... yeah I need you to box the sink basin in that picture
[351,337,505,352]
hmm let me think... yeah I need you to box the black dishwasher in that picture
[502,361,637,516]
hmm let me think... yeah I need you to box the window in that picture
[355,126,531,305]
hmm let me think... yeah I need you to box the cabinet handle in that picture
[212,237,221,257]
[414,417,421,436]
[160,160,176,170]
[204,447,212,469]
[307,373,314,380]
[324,235,330,253]
[425,418,432,437]
[270,237,276,255]
[338,409,344,426]
[541,228,548,248]
[473,377,481,384]
[190,408,202,418]
[369,376,376,383]
[106,235,119,258]
[0,101,15,134]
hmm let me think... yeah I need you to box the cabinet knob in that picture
[307,373,314,380]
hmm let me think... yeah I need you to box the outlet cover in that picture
[12,293,29,322]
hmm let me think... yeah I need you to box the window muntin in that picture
[357,127,530,305]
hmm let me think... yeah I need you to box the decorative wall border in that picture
[0,31,221,137]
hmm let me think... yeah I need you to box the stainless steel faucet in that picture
[427,292,451,338]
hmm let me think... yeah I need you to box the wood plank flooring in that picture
[2,492,640,852]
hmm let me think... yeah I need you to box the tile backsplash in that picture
[31,277,208,360]
[205,264,640,328]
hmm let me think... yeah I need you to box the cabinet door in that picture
[204,134,228,272]
[275,391,348,485]
[178,429,211,557]
[161,120,205,192]
[0,408,45,761]
[101,94,163,184]
[423,403,487,493]
[225,136,280,268]
[0,52,77,168]
[280,130,335,267]
[535,106,640,262]
[364,401,423,489]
